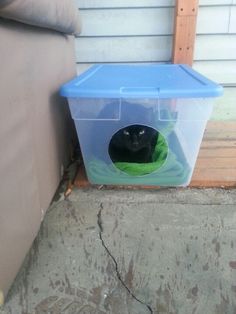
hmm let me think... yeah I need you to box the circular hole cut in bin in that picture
[108,124,168,176]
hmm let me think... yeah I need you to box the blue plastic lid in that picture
[60,64,223,99]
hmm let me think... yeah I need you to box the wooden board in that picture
[74,121,236,189]
[172,0,199,66]
[190,121,236,187]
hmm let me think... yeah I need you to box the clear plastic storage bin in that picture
[60,64,223,186]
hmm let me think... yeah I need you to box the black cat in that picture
[109,124,158,163]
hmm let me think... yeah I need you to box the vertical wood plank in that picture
[172,0,199,66]
[176,0,199,16]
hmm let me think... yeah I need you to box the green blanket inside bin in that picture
[87,133,190,184]
[114,133,168,176]
[87,114,190,184]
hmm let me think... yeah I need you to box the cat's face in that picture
[121,125,152,152]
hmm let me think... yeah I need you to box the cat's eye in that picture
[139,129,145,135]
[123,130,130,136]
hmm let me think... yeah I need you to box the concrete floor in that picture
[1,187,236,314]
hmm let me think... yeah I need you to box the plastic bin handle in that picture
[120,87,159,97]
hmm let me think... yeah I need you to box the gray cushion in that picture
[0,0,81,35]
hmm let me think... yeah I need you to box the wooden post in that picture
[172,0,199,66]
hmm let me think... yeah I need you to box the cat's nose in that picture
[133,135,138,144]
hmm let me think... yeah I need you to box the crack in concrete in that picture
[97,203,154,314]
